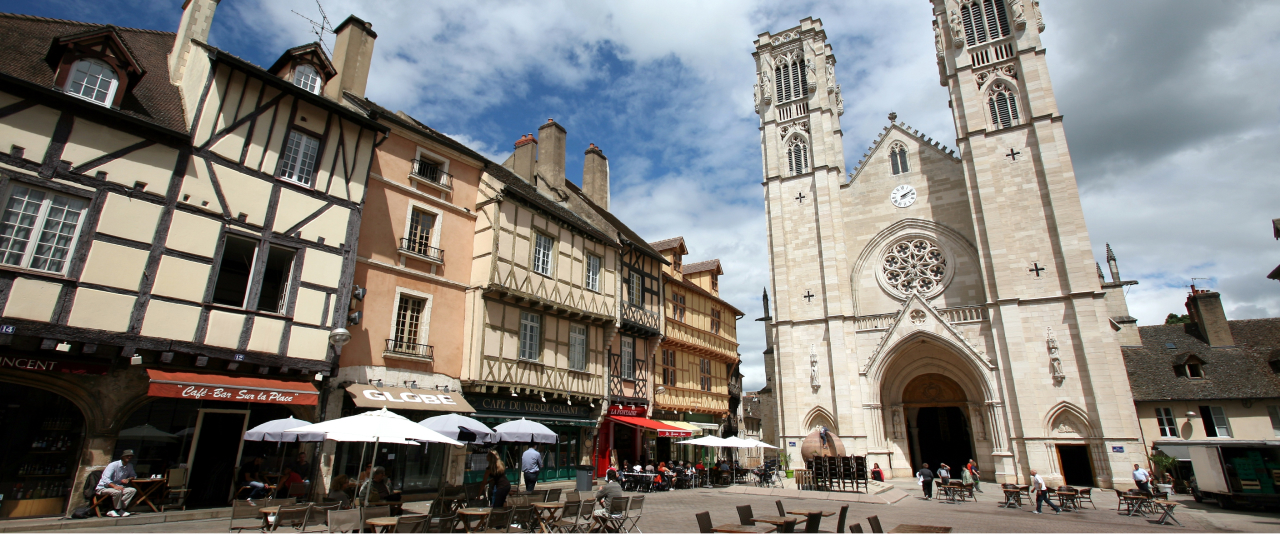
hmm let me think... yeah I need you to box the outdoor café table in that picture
[1016,485,1031,500]
[1123,494,1150,517]
[786,509,836,518]
[1056,490,1079,511]
[457,508,492,533]
[365,515,403,533]
[533,502,564,532]
[128,477,167,513]
[258,506,280,530]
[713,523,778,533]
[1000,488,1023,508]
[887,525,952,533]
[750,515,793,527]
[1151,500,1182,526]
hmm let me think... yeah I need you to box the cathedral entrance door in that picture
[910,406,973,477]
[1056,445,1095,486]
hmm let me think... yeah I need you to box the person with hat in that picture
[95,450,138,517]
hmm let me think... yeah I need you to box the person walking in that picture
[937,463,951,486]
[486,450,511,507]
[1031,469,1061,515]
[1133,463,1152,493]
[965,459,982,492]
[917,463,935,500]
[95,450,138,517]
[521,443,542,492]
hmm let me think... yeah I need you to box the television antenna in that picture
[292,0,335,56]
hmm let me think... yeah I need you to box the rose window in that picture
[882,239,947,295]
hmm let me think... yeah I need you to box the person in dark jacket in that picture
[485,451,511,507]
[917,463,935,500]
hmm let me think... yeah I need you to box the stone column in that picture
[986,401,1007,452]
[864,404,884,450]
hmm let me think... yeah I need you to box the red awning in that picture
[146,369,318,406]
[608,415,693,437]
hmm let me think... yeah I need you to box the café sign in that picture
[146,369,318,406]
[607,405,646,417]
[0,356,108,375]
[346,384,476,413]
[471,396,592,419]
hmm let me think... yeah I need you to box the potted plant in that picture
[780,451,794,478]
[1148,452,1178,494]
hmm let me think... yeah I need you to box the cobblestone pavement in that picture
[54,487,1275,533]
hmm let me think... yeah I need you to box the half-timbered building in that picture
[650,237,743,463]
[0,2,383,514]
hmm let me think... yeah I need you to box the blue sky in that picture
[7,0,1280,390]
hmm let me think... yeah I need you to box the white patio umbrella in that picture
[739,438,779,449]
[283,408,462,445]
[493,418,557,443]
[118,424,178,442]
[244,416,323,442]
[719,436,757,448]
[419,414,496,444]
[677,435,728,447]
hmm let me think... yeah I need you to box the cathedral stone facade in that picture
[757,6,1145,488]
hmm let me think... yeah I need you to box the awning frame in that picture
[608,415,693,437]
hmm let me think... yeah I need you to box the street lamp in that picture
[329,327,352,349]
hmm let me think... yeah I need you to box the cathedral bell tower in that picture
[754,18,851,447]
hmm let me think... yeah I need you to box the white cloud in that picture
[211,0,1280,391]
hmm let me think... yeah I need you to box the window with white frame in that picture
[620,336,634,380]
[405,209,438,258]
[960,0,1011,47]
[278,130,321,186]
[0,184,88,274]
[210,234,296,312]
[293,64,321,94]
[519,311,541,361]
[585,254,601,292]
[569,324,587,371]
[532,233,554,276]
[786,137,810,176]
[628,271,642,306]
[987,81,1020,130]
[1269,406,1280,437]
[889,142,909,175]
[1155,407,1178,438]
[1199,405,1231,437]
[392,294,427,353]
[65,59,118,105]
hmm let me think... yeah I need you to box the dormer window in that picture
[293,64,321,94]
[1174,357,1205,379]
[65,59,118,106]
[673,255,682,273]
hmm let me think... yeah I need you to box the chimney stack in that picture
[1186,288,1234,347]
[325,15,377,101]
[169,0,220,84]
[1106,243,1121,283]
[511,134,537,183]
[582,143,609,210]
[536,119,566,191]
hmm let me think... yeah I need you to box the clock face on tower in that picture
[890,184,916,208]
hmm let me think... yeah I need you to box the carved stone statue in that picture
[1012,0,1027,30]
[1046,327,1065,382]
[970,406,986,440]
[948,9,965,48]
[806,61,818,92]
[826,62,836,94]
[933,19,944,58]
[760,70,772,105]
[834,85,844,116]
[891,408,904,440]
[1035,0,1045,32]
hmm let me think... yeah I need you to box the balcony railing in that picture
[411,159,452,189]
[400,236,444,263]
[621,304,661,332]
[385,339,434,360]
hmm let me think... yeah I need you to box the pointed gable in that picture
[844,113,961,185]
[861,292,995,379]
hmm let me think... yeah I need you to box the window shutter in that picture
[983,0,1002,41]
[993,0,1011,38]
[775,66,784,103]
[799,59,808,98]
[961,5,977,47]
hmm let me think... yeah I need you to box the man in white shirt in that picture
[95,450,137,517]
[1031,469,1060,515]
[521,444,542,492]
[1133,463,1152,493]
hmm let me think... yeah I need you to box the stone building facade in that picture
[758,9,1145,488]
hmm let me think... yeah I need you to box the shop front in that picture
[595,405,692,476]
[328,384,478,496]
[0,382,93,518]
[466,394,597,484]
[113,370,320,508]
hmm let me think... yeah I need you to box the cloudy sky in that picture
[9,0,1279,390]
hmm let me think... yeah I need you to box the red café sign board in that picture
[608,405,646,417]
[146,369,318,406]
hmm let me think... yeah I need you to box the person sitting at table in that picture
[287,452,311,480]
[238,456,270,499]
[357,463,373,486]
[871,463,884,482]
[276,466,304,498]
[622,460,631,473]
[360,466,402,503]
[326,474,352,508]
[95,449,138,517]
[593,470,624,521]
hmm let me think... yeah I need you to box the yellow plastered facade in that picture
[66,288,134,332]
[2,277,62,322]
[79,241,149,291]
[139,300,202,341]
[95,193,162,243]
[151,256,212,302]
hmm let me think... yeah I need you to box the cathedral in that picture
[757,2,1145,488]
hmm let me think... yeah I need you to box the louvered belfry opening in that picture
[787,139,809,176]
[774,59,809,104]
[987,83,1019,129]
[961,0,1011,47]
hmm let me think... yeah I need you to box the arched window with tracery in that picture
[889,142,909,175]
[65,59,118,106]
[987,81,1020,129]
[960,0,1011,47]
[786,137,810,176]
[774,57,808,103]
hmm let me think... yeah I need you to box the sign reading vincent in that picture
[346,384,476,413]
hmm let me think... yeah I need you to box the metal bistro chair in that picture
[622,494,645,533]
[427,511,458,533]
[325,508,362,533]
[802,512,823,534]
[361,505,391,526]
[164,467,190,511]
[287,482,311,503]
[482,507,514,533]
[737,504,755,526]
[549,501,581,533]
[301,502,340,532]
[1077,487,1095,509]
[600,497,630,533]
[546,488,562,503]
[779,519,798,533]
[867,515,883,534]
[394,515,431,534]
[511,503,538,532]
[695,511,714,534]
[229,499,268,532]
[816,505,847,534]
[267,503,310,532]
[576,499,596,533]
